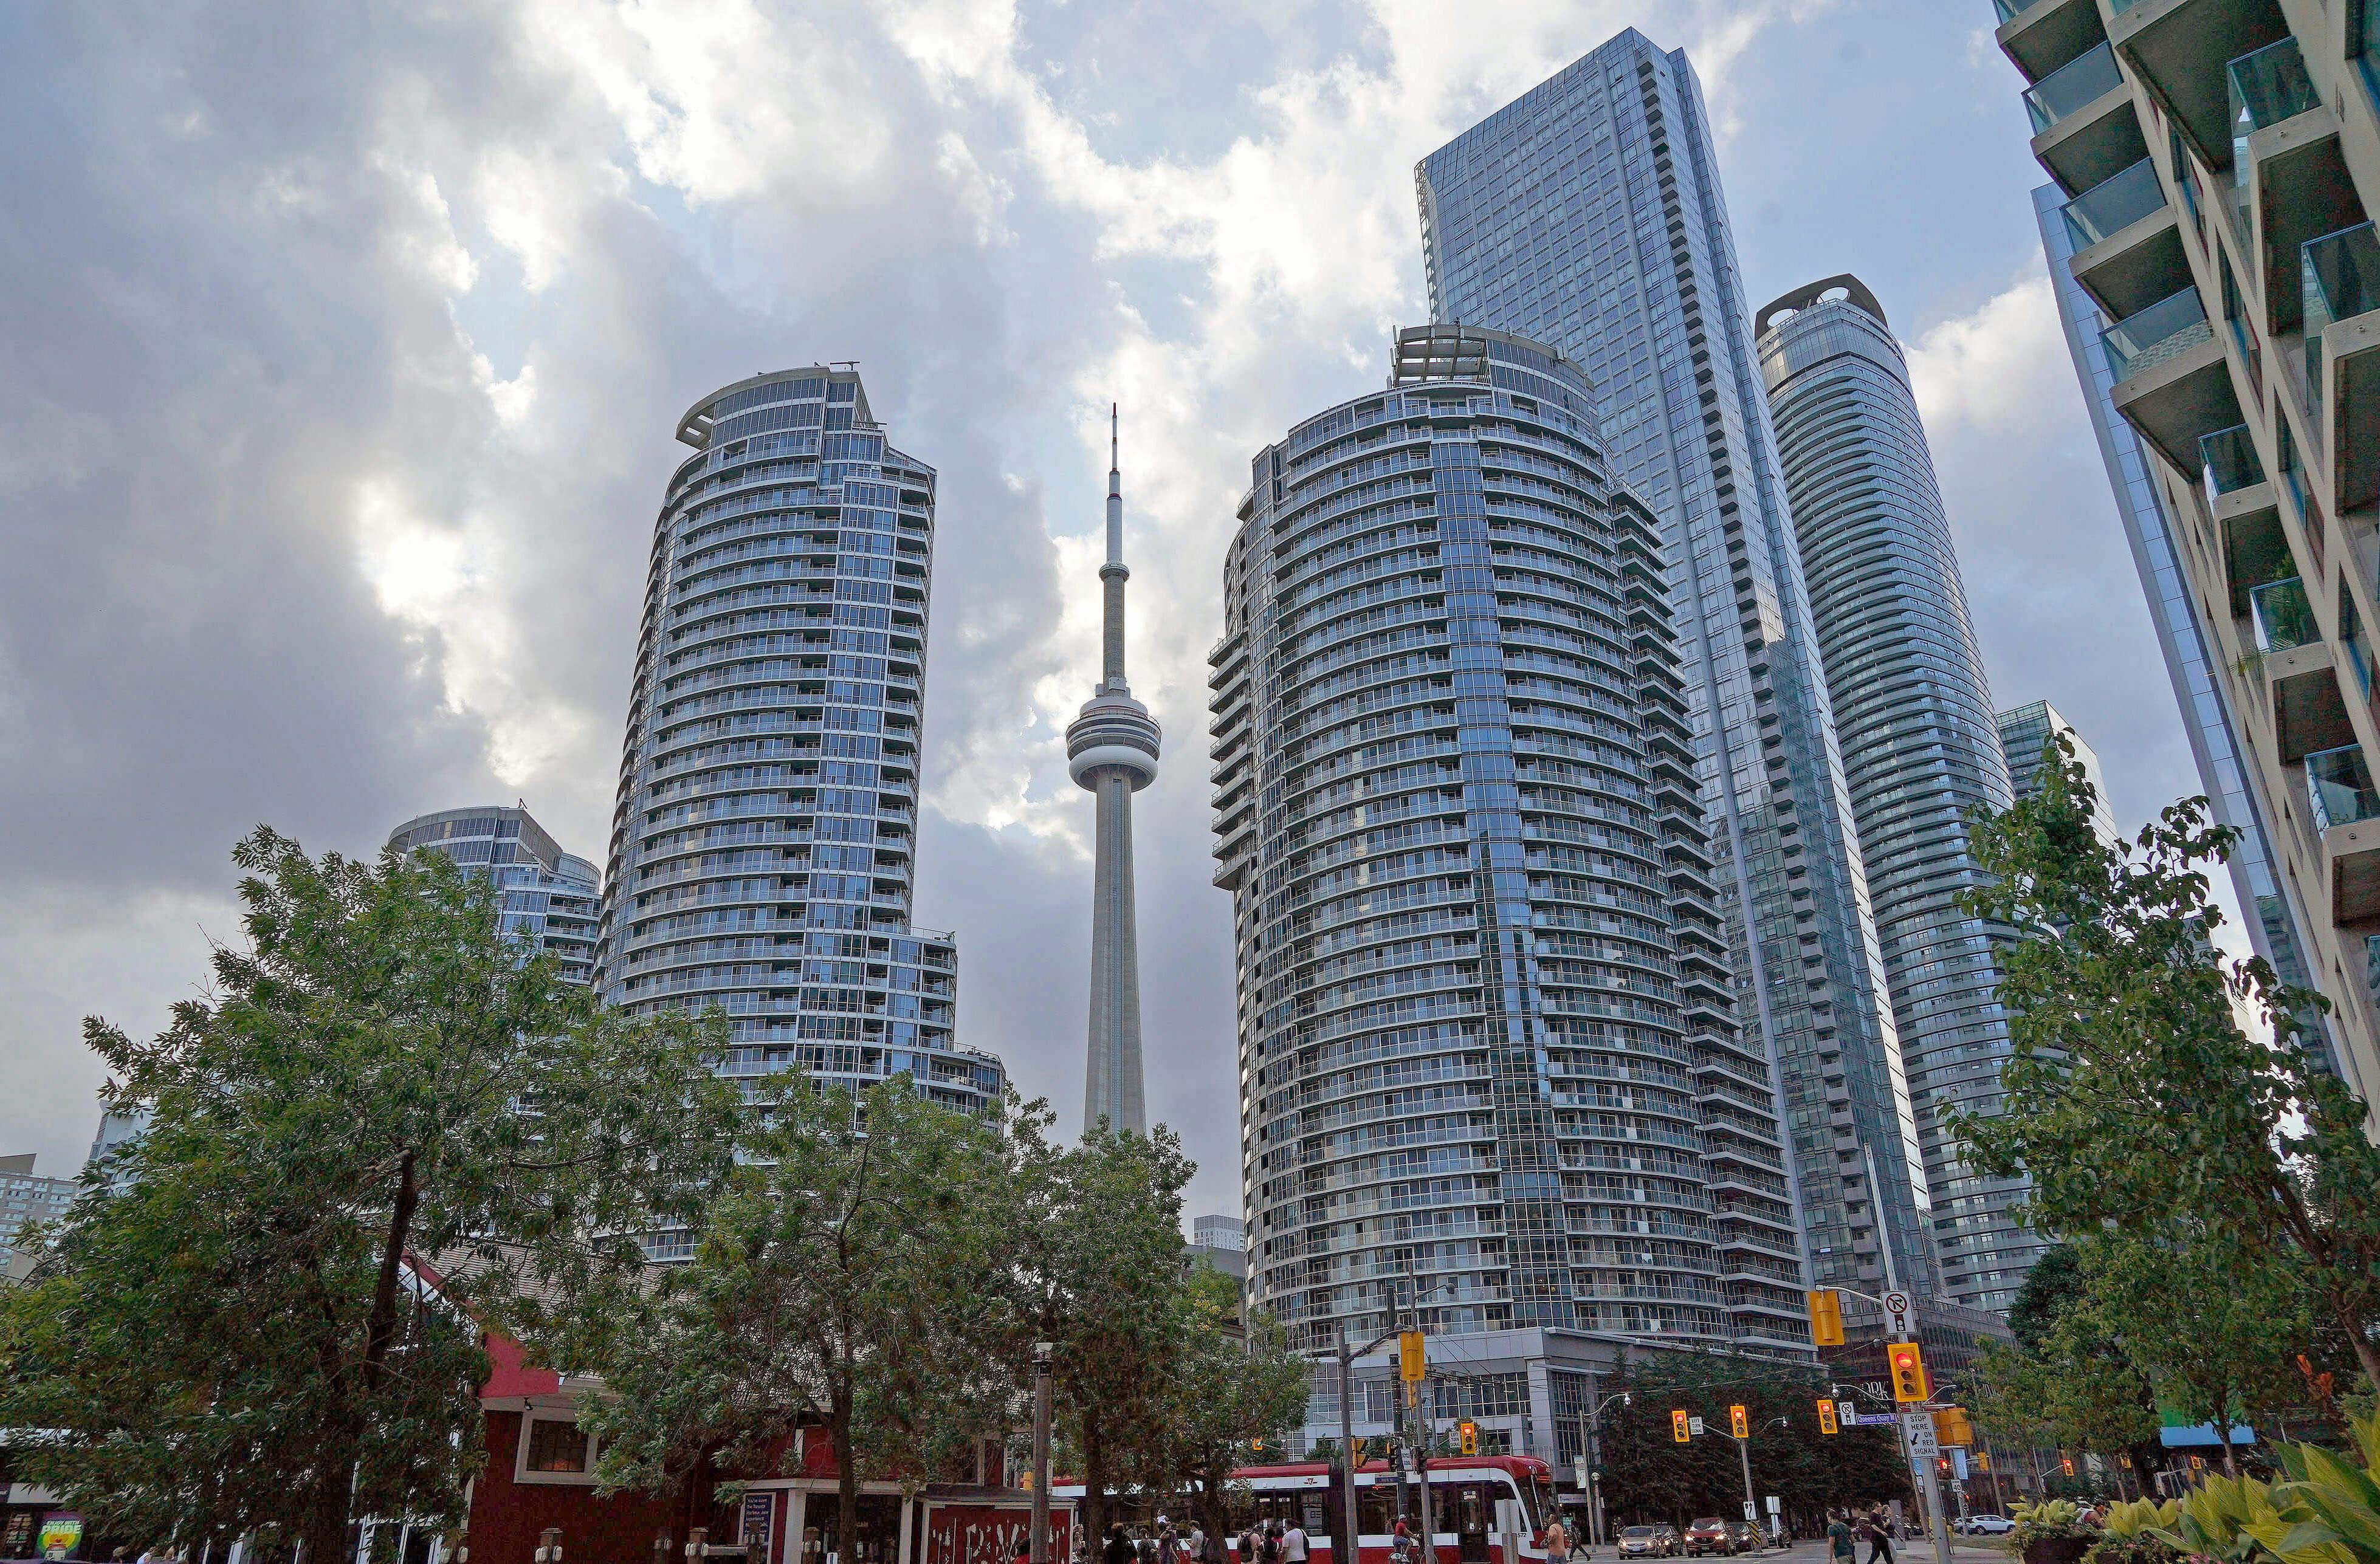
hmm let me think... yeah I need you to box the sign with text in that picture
[1904,1412,1939,1458]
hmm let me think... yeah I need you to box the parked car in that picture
[1618,1525,1681,1559]
[1684,1519,1733,1556]
[1725,1521,1764,1553]
[1958,1515,2015,1536]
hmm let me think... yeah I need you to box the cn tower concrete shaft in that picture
[1065,406,1160,1136]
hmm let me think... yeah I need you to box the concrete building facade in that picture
[1753,278,2043,1314]
[1210,325,1808,1462]
[594,369,1008,1229]
[1414,30,1940,1306]
[1071,411,1161,1135]
[1992,0,2378,1099]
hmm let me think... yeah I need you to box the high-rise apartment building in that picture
[1416,31,1939,1304]
[593,369,1008,1187]
[1754,277,2043,1313]
[1991,0,2376,1100]
[1995,701,2123,848]
[388,805,602,985]
[1210,325,1807,1463]
[2029,176,2332,1031]
[0,1154,77,1278]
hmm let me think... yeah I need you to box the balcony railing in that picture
[1993,0,2051,19]
[2304,223,2380,391]
[2063,158,2165,248]
[2201,424,2267,501]
[2306,744,2380,831]
[2025,41,2124,134]
[2101,285,2213,382]
[2108,0,2150,13]
[2251,576,2319,653]
[2229,38,2319,173]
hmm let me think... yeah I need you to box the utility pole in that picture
[1867,1145,1952,1564]
[1032,1342,1054,1564]
[1736,1430,1758,1530]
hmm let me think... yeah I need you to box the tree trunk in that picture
[298,1412,363,1564]
[1082,1409,1110,1557]
[835,1385,861,1564]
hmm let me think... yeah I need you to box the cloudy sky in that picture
[0,0,2207,1219]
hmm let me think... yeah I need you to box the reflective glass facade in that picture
[1212,326,1807,1363]
[1755,281,2038,1314]
[594,369,1006,1166]
[1415,30,1936,1302]
[389,805,600,986]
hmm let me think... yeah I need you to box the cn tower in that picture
[1067,406,1160,1135]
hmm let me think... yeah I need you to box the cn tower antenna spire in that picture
[1068,400,1160,1136]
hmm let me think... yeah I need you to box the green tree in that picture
[1020,1126,1196,1546]
[1138,1264,1310,1546]
[0,829,740,1563]
[1974,1246,2165,1484]
[1598,1355,1907,1529]
[1952,741,2380,1389]
[580,1080,1025,1564]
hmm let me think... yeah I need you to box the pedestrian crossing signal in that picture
[1807,1289,1845,1348]
[1887,1342,1930,1404]
[1730,1405,1750,1439]
[1458,1421,1479,1456]
[1817,1399,1840,1436]
[1672,1410,1692,1444]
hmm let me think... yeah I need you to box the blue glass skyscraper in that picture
[388,805,602,985]
[1417,30,1938,1306]
[594,369,1007,1204]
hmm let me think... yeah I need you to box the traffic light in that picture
[1931,1407,1975,1447]
[1729,1404,1750,1439]
[2061,1455,2076,1477]
[1807,1288,1845,1348]
[1458,1421,1479,1456]
[1817,1399,1840,1436]
[1976,1451,1992,1473]
[1672,1410,1693,1444]
[1886,1341,1930,1404]
[1400,1331,1426,1384]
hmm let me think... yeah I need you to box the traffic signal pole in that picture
[1736,1432,1758,1534]
[1867,1147,1953,1564]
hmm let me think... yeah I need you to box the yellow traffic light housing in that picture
[1729,1404,1750,1439]
[1931,1407,1975,1448]
[1672,1410,1692,1444]
[1807,1288,1845,1348]
[1888,1341,1930,1404]
[1400,1331,1426,1384]
[1458,1420,1479,1456]
[1817,1399,1840,1436]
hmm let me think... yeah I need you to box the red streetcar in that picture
[1058,1454,1556,1564]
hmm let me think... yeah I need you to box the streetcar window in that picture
[1358,1486,1400,1538]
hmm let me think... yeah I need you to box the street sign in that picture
[1688,1416,1707,1437]
[1952,1449,1970,1481]
[1837,1399,1859,1428]
[1743,1504,1756,1522]
[1883,1289,1910,1320]
[1856,1413,1898,1427]
[1766,1498,1781,1516]
[1904,1411,1939,1458]
[1575,1457,1589,1489]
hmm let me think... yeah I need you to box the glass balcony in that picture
[1993,0,2051,18]
[2199,424,2266,499]
[2304,223,2380,392]
[2025,42,2124,134]
[2230,38,2319,187]
[2108,0,2148,11]
[2062,159,2165,249]
[2251,576,2318,653]
[2306,745,2380,831]
[2100,286,2212,382]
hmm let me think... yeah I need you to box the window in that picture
[525,1416,591,1474]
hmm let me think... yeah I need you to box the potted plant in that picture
[2011,1500,2094,1564]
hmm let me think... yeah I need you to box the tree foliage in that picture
[1135,1264,1310,1545]
[0,829,741,1563]
[580,1081,1025,1564]
[1951,741,2380,1390]
[1597,1355,1908,1529]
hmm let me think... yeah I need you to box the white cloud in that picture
[1905,267,2071,434]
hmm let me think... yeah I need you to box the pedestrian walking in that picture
[1828,1512,1856,1564]
[1543,1518,1570,1561]
[1281,1519,1309,1564]
[1105,1525,1138,1564]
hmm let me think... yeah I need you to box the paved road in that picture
[1571,1540,2009,1564]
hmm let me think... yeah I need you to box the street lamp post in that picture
[1033,1342,1054,1564]
[1581,1391,1631,1551]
